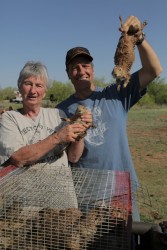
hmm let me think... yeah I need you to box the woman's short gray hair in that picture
[17,61,50,89]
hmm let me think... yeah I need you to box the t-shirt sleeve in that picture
[120,71,147,111]
[0,112,25,165]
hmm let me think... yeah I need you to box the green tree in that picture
[147,77,167,105]
[137,77,167,106]
[0,87,16,101]
[93,77,111,87]
[46,81,74,104]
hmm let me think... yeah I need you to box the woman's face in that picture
[19,76,47,107]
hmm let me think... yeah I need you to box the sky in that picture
[0,0,167,88]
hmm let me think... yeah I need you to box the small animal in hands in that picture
[112,16,147,91]
[62,105,92,141]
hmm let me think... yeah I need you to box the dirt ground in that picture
[127,108,167,223]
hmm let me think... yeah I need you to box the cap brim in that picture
[66,52,93,66]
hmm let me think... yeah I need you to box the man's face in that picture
[67,56,94,91]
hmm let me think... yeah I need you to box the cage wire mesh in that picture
[0,164,132,250]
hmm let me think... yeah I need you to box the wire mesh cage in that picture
[0,164,132,250]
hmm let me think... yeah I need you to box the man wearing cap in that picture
[57,16,162,220]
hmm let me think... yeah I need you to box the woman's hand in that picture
[55,123,87,143]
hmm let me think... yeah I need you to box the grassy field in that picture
[127,107,167,223]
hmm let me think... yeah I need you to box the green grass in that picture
[128,107,167,222]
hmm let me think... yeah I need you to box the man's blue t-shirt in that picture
[57,72,146,185]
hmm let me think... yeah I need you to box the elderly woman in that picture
[0,61,92,168]
[0,61,92,208]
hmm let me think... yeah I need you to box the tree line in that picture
[0,77,167,106]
